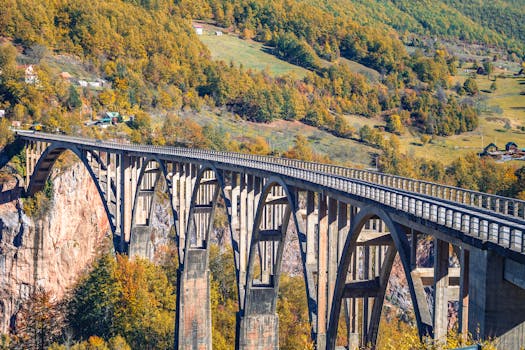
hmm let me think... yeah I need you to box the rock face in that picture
[0,162,109,334]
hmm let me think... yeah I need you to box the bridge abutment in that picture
[176,249,212,350]
[468,249,525,349]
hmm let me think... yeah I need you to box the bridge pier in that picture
[176,249,212,350]
[468,249,525,349]
[237,313,279,350]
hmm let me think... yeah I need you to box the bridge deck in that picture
[14,130,525,260]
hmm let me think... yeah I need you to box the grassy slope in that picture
[180,109,378,167]
[198,33,309,78]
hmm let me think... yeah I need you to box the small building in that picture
[11,121,21,128]
[481,142,499,155]
[215,31,223,36]
[194,25,204,35]
[0,110,5,118]
[24,65,38,84]
[59,71,72,80]
[506,141,518,153]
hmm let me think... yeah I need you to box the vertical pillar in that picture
[118,153,133,252]
[240,174,248,281]
[327,198,338,312]
[458,248,469,341]
[434,238,449,343]
[317,194,328,350]
[176,249,212,350]
[362,245,370,343]
[468,250,525,349]
[411,229,418,270]
[306,192,316,266]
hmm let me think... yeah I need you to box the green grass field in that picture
[198,26,380,80]
[199,33,309,78]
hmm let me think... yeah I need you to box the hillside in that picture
[0,0,523,173]
[303,0,524,56]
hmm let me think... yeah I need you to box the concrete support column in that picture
[316,194,328,350]
[129,225,155,259]
[458,248,469,341]
[119,154,133,252]
[176,249,212,350]
[468,250,525,349]
[238,313,279,350]
[433,238,449,343]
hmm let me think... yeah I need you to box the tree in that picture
[283,135,314,161]
[386,114,404,134]
[68,254,120,341]
[67,85,82,111]
[463,78,478,96]
[68,254,176,350]
[483,61,494,79]
[13,287,64,350]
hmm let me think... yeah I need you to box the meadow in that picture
[198,28,524,166]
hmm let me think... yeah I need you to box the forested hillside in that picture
[0,0,497,146]
[443,0,525,44]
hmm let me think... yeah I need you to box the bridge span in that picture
[5,130,525,349]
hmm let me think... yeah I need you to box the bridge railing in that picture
[15,131,525,254]
[157,145,525,255]
[211,151,525,220]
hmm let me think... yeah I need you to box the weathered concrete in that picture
[237,314,279,350]
[469,249,525,349]
[176,249,212,350]
[129,225,154,259]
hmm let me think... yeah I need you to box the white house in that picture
[215,31,223,36]
[0,110,5,118]
[24,65,38,85]
[194,25,204,35]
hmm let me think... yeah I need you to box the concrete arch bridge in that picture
[6,131,525,349]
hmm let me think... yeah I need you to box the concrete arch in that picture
[27,143,117,237]
[130,156,177,227]
[244,177,296,311]
[129,156,178,259]
[182,164,221,261]
[327,206,432,349]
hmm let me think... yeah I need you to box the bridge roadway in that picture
[10,130,525,349]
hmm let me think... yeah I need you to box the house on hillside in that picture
[215,31,223,36]
[24,65,38,84]
[59,71,72,80]
[506,141,519,153]
[481,143,499,155]
[0,110,5,118]
[194,25,204,35]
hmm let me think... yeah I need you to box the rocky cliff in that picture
[0,162,109,334]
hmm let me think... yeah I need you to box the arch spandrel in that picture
[327,206,433,350]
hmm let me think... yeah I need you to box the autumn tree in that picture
[463,78,479,96]
[12,287,64,350]
[68,254,175,349]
